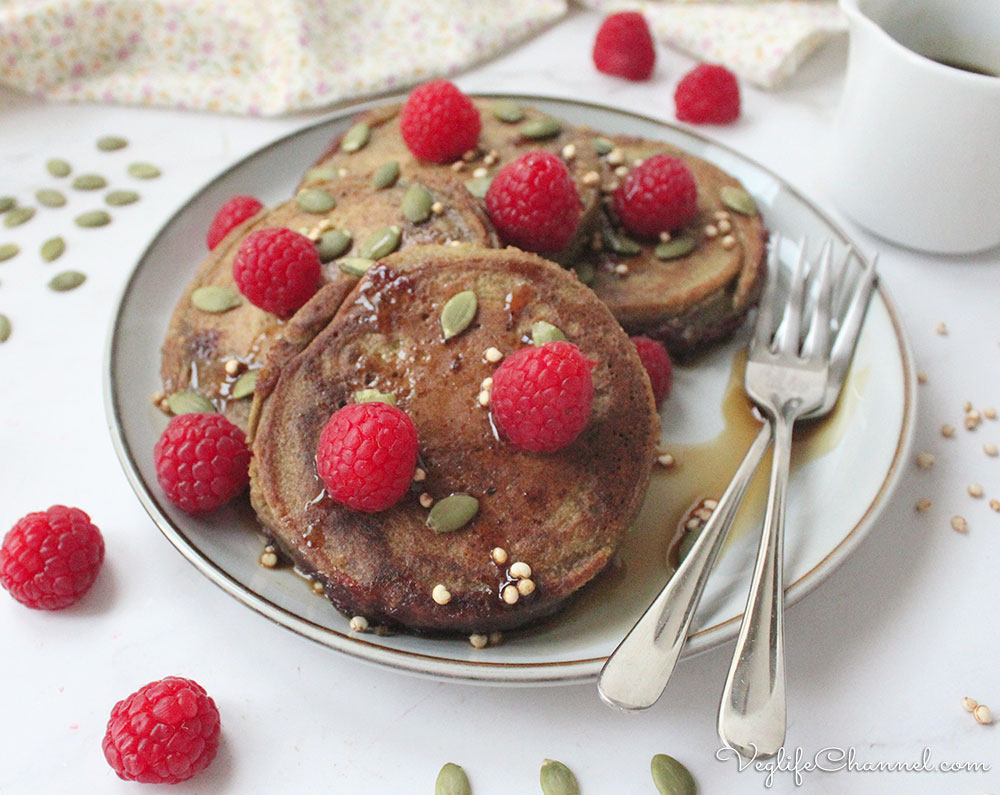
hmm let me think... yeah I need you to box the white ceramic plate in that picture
[105,95,916,685]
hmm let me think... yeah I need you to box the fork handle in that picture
[718,406,795,758]
[597,421,773,711]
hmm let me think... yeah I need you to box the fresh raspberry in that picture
[631,335,673,407]
[205,195,263,250]
[399,79,482,163]
[484,151,581,255]
[154,413,251,514]
[0,506,104,610]
[102,676,221,785]
[316,402,419,513]
[613,154,698,238]
[232,227,321,317]
[592,12,656,81]
[674,63,741,124]
[490,341,595,453]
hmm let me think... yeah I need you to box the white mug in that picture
[828,0,1000,254]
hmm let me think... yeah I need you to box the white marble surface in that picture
[1,9,999,794]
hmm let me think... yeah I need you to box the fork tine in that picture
[801,239,834,360]
[772,237,808,354]
[752,232,783,352]
[828,251,878,384]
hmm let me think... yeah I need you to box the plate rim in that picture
[103,92,917,685]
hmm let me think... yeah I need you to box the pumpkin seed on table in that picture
[354,388,396,405]
[572,260,595,284]
[45,159,72,178]
[371,160,400,189]
[593,136,615,155]
[0,243,19,262]
[316,229,352,262]
[4,207,35,227]
[440,290,477,340]
[602,229,641,257]
[96,135,128,151]
[105,189,140,206]
[75,209,112,228]
[720,185,757,216]
[651,754,696,795]
[231,370,258,400]
[167,390,216,415]
[337,256,374,277]
[492,99,525,123]
[655,235,696,260]
[72,173,107,191]
[539,759,579,795]
[435,762,472,795]
[340,122,371,153]
[426,493,479,533]
[40,236,65,262]
[48,270,86,291]
[0,313,10,342]
[401,182,433,223]
[35,188,66,207]
[303,165,339,184]
[520,116,562,140]
[127,162,161,179]
[0,196,15,213]
[358,225,401,259]
[191,285,241,313]
[531,320,566,345]
[296,188,337,213]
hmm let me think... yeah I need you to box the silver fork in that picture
[597,237,877,714]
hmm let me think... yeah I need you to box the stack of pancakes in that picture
[159,97,767,635]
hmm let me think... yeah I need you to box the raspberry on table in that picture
[154,413,251,514]
[675,63,741,124]
[490,341,595,453]
[399,79,482,163]
[102,676,221,785]
[232,227,321,317]
[206,195,263,250]
[631,335,673,407]
[316,401,419,513]
[484,150,581,255]
[613,153,698,238]
[0,506,104,610]
[592,12,656,81]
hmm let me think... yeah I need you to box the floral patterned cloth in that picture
[0,0,842,115]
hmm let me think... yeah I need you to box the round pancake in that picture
[160,172,499,431]
[248,244,659,634]
[302,98,604,263]
[579,134,767,354]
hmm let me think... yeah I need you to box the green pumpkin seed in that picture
[492,99,525,123]
[520,116,562,140]
[97,135,128,151]
[440,289,477,340]
[572,260,595,285]
[677,529,699,564]
[0,197,15,213]
[303,165,339,185]
[191,285,242,313]
[353,388,396,405]
[0,243,19,262]
[341,122,371,153]
[296,188,337,214]
[127,162,161,179]
[40,236,65,262]
[593,136,615,155]
[72,173,107,191]
[4,207,35,227]
[464,176,492,199]
[316,229,352,262]
[337,256,374,277]
[105,189,139,206]
[540,759,579,795]
[401,183,433,223]
[45,159,71,178]
[231,370,258,400]
[371,160,400,189]
[720,185,757,216]
[435,762,472,795]
[603,230,641,257]
[655,235,696,260]
[0,313,10,343]
[651,754,696,795]
[167,390,216,415]
[531,320,566,345]
[48,270,86,292]
[427,493,479,534]
[359,225,401,260]
[35,188,66,208]
[75,210,112,228]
